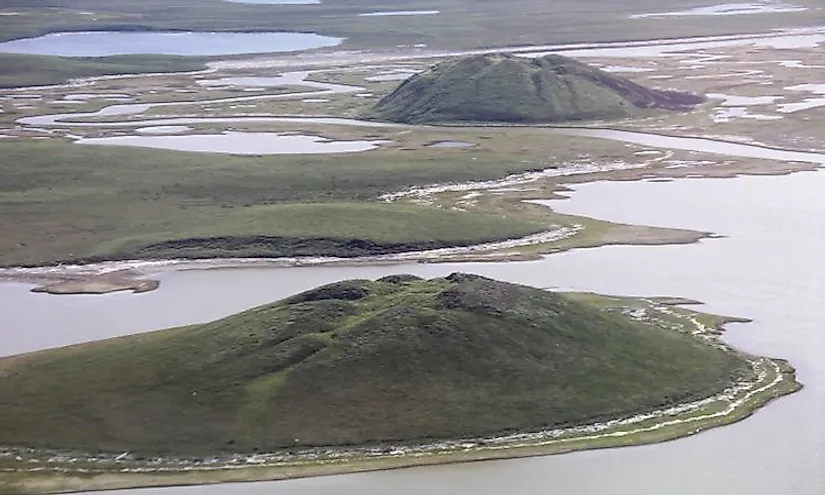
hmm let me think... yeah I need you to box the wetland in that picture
[0,2,823,493]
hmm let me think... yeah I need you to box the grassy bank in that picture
[0,141,552,266]
[0,292,800,495]
[0,54,206,89]
[0,277,749,452]
[0,361,798,495]
[90,202,547,261]
[0,360,801,495]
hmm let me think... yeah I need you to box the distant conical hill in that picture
[365,53,703,124]
[0,274,745,454]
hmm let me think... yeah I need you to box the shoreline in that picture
[1,152,814,295]
[0,221,706,295]
[1,14,821,495]
[4,153,820,296]
[3,27,822,292]
[0,299,801,494]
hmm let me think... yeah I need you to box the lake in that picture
[76,132,390,154]
[2,170,822,494]
[227,0,319,4]
[0,31,343,57]
[630,2,808,19]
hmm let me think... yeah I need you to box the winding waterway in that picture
[2,24,824,495]
[14,88,825,165]
[17,71,368,129]
[1,171,823,495]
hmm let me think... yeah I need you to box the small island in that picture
[0,274,798,494]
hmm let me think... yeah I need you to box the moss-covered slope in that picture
[0,274,746,454]
[365,53,703,124]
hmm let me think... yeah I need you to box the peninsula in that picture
[0,274,799,494]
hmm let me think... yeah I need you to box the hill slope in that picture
[365,53,703,124]
[0,274,746,454]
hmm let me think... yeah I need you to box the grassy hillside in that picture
[91,202,547,261]
[366,53,703,124]
[0,53,205,88]
[0,274,749,454]
[0,141,552,266]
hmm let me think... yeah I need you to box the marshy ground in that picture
[0,5,819,491]
[1,26,823,294]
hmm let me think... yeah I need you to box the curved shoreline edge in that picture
[1,128,819,295]
[0,220,706,295]
[0,362,799,495]
[0,301,802,495]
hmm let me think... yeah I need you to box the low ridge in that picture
[0,274,746,454]
[365,53,703,124]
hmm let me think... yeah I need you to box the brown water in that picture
[1,170,822,494]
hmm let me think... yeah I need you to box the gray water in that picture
[226,0,319,4]
[19,103,825,164]
[0,31,343,57]
[358,11,440,17]
[2,23,824,493]
[630,2,808,19]
[526,30,825,58]
[554,127,825,165]
[75,132,389,154]
[2,171,823,494]
[428,140,477,148]
[16,70,368,129]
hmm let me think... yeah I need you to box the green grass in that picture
[0,140,551,266]
[92,202,547,260]
[0,274,750,455]
[0,53,206,88]
[0,361,800,495]
[1,0,820,49]
[365,53,702,124]
[0,0,820,87]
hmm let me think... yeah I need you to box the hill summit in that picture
[365,53,703,124]
[0,274,745,454]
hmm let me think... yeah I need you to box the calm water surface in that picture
[630,2,808,19]
[0,31,343,57]
[76,132,389,154]
[226,0,319,4]
[1,171,822,494]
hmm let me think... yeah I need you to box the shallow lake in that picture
[135,125,192,135]
[525,30,825,58]
[428,140,477,148]
[0,31,343,57]
[630,2,808,19]
[358,11,440,17]
[2,21,824,494]
[2,170,822,494]
[226,0,319,4]
[76,132,389,154]
[553,128,825,165]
